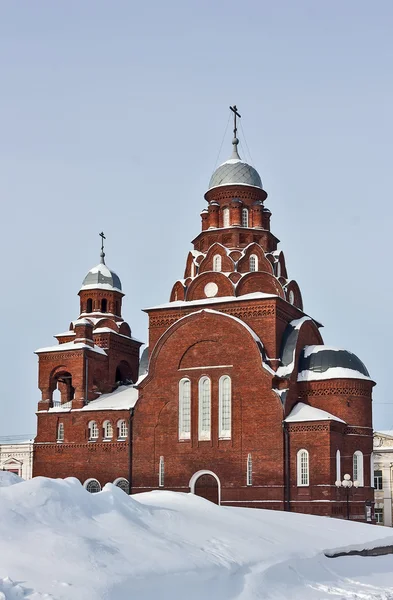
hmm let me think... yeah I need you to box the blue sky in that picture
[1,1,392,436]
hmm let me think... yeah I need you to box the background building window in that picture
[57,422,64,442]
[374,470,383,490]
[375,508,384,524]
[88,420,99,441]
[213,254,222,272]
[179,378,191,440]
[219,375,231,439]
[249,254,258,272]
[103,420,113,440]
[198,377,211,441]
[159,456,164,487]
[84,478,101,494]
[223,207,230,227]
[247,453,252,486]
[353,451,364,486]
[242,207,249,227]
[297,449,309,486]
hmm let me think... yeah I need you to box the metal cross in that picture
[99,231,106,253]
[229,105,241,138]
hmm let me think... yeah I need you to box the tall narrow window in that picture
[353,451,364,486]
[297,449,309,486]
[242,207,249,227]
[276,262,281,278]
[88,420,99,441]
[336,449,341,482]
[247,453,252,486]
[213,254,222,272]
[159,456,164,487]
[223,207,230,227]
[179,378,191,440]
[198,377,211,440]
[103,420,113,440]
[101,298,107,312]
[117,419,128,439]
[57,422,64,442]
[374,470,383,490]
[219,375,231,439]
[191,262,196,277]
[249,254,258,272]
[86,298,93,313]
[288,290,295,305]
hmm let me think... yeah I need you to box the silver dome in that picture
[208,139,262,191]
[80,259,122,292]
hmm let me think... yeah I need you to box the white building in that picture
[373,430,393,526]
[0,436,34,480]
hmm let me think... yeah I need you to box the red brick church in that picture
[33,108,375,519]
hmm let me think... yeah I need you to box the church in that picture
[33,108,375,519]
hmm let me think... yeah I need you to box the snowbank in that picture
[0,470,23,487]
[0,473,393,599]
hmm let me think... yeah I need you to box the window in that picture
[375,508,384,524]
[86,298,93,313]
[374,470,383,490]
[297,449,309,486]
[179,378,191,440]
[159,456,164,487]
[247,453,252,486]
[115,301,120,316]
[88,420,99,441]
[242,208,249,227]
[288,290,295,305]
[198,377,211,441]
[114,477,129,493]
[57,422,64,442]
[276,262,281,278]
[191,262,196,278]
[336,449,341,482]
[219,375,231,439]
[249,254,258,272]
[213,254,222,272]
[117,420,128,439]
[223,207,230,227]
[353,451,364,486]
[101,298,107,312]
[84,478,101,494]
[103,420,113,440]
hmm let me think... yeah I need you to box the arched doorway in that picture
[189,470,221,505]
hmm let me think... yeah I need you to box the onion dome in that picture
[208,137,263,191]
[80,251,122,293]
[298,346,370,381]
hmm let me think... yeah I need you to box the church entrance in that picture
[190,470,220,505]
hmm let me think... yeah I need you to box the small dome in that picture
[299,346,370,379]
[80,260,122,293]
[208,138,263,191]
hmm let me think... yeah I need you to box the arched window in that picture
[242,207,249,227]
[117,419,128,440]
[198,377,211,441]
[179,378,191,440]
[86,298,93,313]
[247,453,252,486]
[223,207,230,227]
[57,422,64,442]
[159,456,164,487]
[297,449,309,486]
[336,449,341,482]
[353,451,364,486]
[52,387,61,407]
[219,375,231,439]
[115,301,120,316]
[84,478,101,494]
[249,254,258,272]
[191,262,196,278]
[276,262,281,278]
[101,298,108,313]
[288,290,295,305]
[88,420,99,441]
[103,420,113,440]
[113,477,129,493]
[213,254,222,272]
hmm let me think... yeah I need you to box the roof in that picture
[208,139,263,191]
[145,291,277,311]
[80,258,122,293]
[298,345,370,382]
[35,341,107,356]
[285,402,345,424]
[48,385,139,413]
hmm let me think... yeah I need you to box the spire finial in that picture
[99,231,106,264]
[229,105,241,160]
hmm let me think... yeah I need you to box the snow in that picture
[80,282,122,292]
[275,316,312,378]
[55,331,76,337]
[35,341,107,356]
[73,318,92,326]
[81,385,138,411]
[304,345,349,358]
[376,430,393,437]
[1,473,393,599]
[146,291,277,311]
[285,402,346,424]
[0,471,23,487]
[298,367,371,382]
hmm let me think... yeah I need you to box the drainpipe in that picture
[283,421,291,512]
[128,407,134,494]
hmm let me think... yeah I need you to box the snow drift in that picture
[1,473,393,599]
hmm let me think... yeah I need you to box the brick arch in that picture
[284,280,303,311]
[94,318,119,332]
[185,272,234,301]
[118,322,131,337]
[237,243,273,274]
[178,339,221,370]
[170,281,186,302]
[236,272,285,298]
[198,242,234,274]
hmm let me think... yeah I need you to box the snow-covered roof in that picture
[285,402,345,424]
[146,291,277,311]
[81,385,138,411]
[374,430,393,438]
[80,259,122,293]
[55,331,76,338]
[35,341,107,356]
[297,367,371,382]
[93,327,143,344]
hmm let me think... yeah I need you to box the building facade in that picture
[373,431,393,526]
[34,113,375,519]
[0,437,34,480]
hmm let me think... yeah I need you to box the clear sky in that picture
[1,1,392,437]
